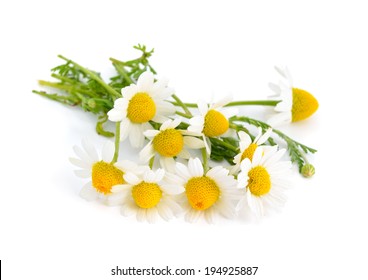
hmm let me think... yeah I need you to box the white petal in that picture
[157,201,174,221]
[137,71,154,92]
[69,157,90,169]
[159,157,176,173]
[238,131,252,151]
[74,169,91,178]
[119,118,131,141]
[184,136,205,149]
[159,119,174,131]
[197,100,208,115]
[114,160,138,173]
[152,114,170,123]
[217,200,235,219]
[268,82,281,95]
[204,208,215,224]
[72,145,94,165]
[139,142,155,163]
[124,172,141,185]
[143,129,160,138]
[178,148,191,159]
[136,208,147,222]
[212,95,232,109]
[203,135,211,155]
[160,184,185,195]
[257,128,273,145]
[101,141,115,162]
[79,183,98,201]
[81,139,99,162]
[251,147,263,166]
[120,200,137,217]
[175,162,192,180]
[220,107,238,118]
[129,124,145,148]
[107,108,124,122]
[155,101,176,115]
[146,207,159,223]
[188,158,204,177]
[185,208,201,223]
[111,184,132,193]
[267,112,292,127]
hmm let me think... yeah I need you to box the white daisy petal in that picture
[79,183,98,201]
[74,169,91,178]
[188,158,204,177]
[69,157,91,169]
[159,157,176,173]
[137,71,154,92]
[124,172,141,185]
[197,100,209,115]
[119,118,131,142]
[204,208,215,224]
[101,141,115,162]
[143,130,160,138]
[257,128,273,145]
[139,142,155,163]
[111,184,132,193]
[177,148,191,159]
[136,208,147,222]
[183,136,205,149]
[107,108,124,122]
[185,209,201,223]
[175,162,192,180]
[120,200,137,217]
[156,201,173,221]
[212,95,232,109]
[146,208,159,224]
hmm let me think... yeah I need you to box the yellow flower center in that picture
[127,92,156,123]
[241,143,258,161]
[203,109,229,137]
[153,129,184,157]
[247,166,271,196]
[92,161,124,195]
[185,176,220,211]
[132,182,162,209]
[291,88,319,122]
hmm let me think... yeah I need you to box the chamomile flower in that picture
[268,66,319,126]
[167,158,240,223]
[69,139,138,202]
[188,96,238,153]
[231,127,272,174]
[107,71,176,148]
[237,146,292,218]
[110,168,182,223]
[139,118,205,172]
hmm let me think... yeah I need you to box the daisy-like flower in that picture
[107,71,176,148]
[231,127,272,174]
[109,168,182,223]
[69,139,138,202]
[268,66,319,126]
[139,118,205,172]
[188,96,238,153]
[166,158,241,223]
[237,146,292,218]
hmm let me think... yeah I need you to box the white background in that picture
[1,0,367,279]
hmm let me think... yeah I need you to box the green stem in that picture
[110,58,134,84]
[171,100,280,108]
[149,156,155,169]
[111,122,121,163]
[58,55,121,98]
[175,111,192,119]
[210,138,239,153]
[201,148,209,173]
[172,94,193,117]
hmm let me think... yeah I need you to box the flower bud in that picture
[301,164,315,178]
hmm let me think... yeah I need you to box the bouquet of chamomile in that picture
[33,45,318,223]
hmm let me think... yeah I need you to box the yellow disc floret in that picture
[241,143,258,161]
[127,92,156,123]
[203,109,229,137]
[153,129,184,157]
[291,88,319,122]
[132,182,162,209]
[185,176,220,210]
[92,161,124,195]
[247,166,271,196]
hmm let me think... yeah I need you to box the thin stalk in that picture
[111,122,121,163]
[58,55,121,98]
[171,100,280,108]
[172,94,193,117]
[201,148,209,173]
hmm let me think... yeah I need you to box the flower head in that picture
[167,158,241,223]
[237,146,292,218]
[107,71,176,148]
[268,66,319,126]
[109,168,183,223]
[188,96,238,153]
[231,128,273,174]
[69,139,138,202]
[139,118,205,172]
